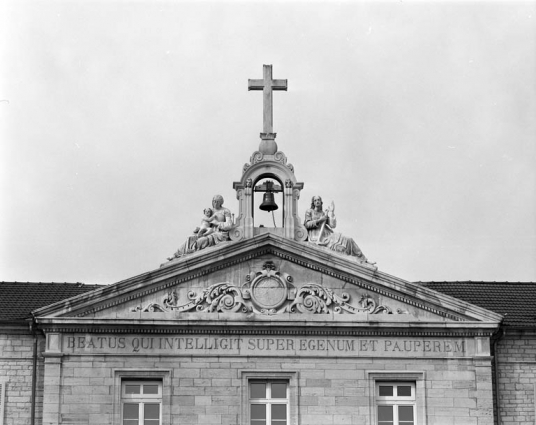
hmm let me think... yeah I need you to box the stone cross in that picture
[248,65,287,134]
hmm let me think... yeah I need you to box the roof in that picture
[1,279,533,327]
[0,281,102,321]
[419,281,536,327]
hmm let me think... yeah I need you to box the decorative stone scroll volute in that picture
[133,261,409,316]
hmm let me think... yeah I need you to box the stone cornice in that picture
[36,326,496,338]
[31,234,503,324]
[34,316,499,337]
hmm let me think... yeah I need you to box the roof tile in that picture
[418,281,536,327]
[0,282,101,321]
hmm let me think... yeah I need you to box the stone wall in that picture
[0,328,45,425]
[47,353,494,425]
[496,333,536,425]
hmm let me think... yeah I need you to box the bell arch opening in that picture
[252,175,285,229]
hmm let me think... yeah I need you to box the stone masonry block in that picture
[196,414,221,424]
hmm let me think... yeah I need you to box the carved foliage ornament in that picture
[133,262,409,316]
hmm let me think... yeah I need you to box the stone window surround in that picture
[113,369,171,425]
[366,371,426,425]
[240,370,298,425]
[0,377,7,425]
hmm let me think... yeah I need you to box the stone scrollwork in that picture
[134,283,251,314]
[288,284,349,314]
[250,151,264,165]
[229,225,245,242]
[188,283,250,313]
[242,151,295,175]
[132,262,410,316]
[273,151,294,173]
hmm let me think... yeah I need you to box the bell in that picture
[259,192,278,211]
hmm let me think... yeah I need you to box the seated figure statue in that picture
[167,194,233,260]
[304,195,369,262]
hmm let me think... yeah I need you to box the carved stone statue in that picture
[198,207,217,237]
[304,196,369,262]
[168,195,233,260]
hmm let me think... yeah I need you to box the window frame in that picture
[367,371,426,425]
[376,382,416,425]
[249,381,289,425]
[121,380,163,425]
[113,369,171,425]
[241,371,298,425]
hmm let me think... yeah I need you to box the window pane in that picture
[272,404,287,420]
[251,421,266,425]
[125,385,141,394]
[124,421,138,425]
[251,383,266,399]
[251,404,266,420]
[379,386,393,396]
[123,403,139,419]
[378,405,393,423]
[399,406,414,423]
[144,404,160,420]
[271,383,287,399]
[397,386,412,397]
[144,421,159,425]
[143,385,159,395]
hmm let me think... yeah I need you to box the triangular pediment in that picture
[33,234,502,331]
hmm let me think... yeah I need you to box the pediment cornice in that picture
[35,316,499,337]
[32,234,503,325]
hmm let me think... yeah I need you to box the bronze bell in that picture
[259,192,278,211]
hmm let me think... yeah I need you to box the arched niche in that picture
[231,151,307,242]
[252,175,284,228]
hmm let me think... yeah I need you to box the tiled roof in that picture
[0,281,102,321]
[418,281,536,327]
[2,280,534,327]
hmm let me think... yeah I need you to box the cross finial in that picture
[248,65,287,136]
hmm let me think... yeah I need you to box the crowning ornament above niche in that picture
[134,262,409,316]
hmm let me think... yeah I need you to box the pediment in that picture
[33,234,502,330]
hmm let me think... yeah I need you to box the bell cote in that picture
[230,65,307,243]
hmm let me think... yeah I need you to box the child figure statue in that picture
[196,207,217,237]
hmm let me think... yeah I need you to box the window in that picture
[121,381,162,425]
[241,371,297,425]
[249,381,288,425]
[376,382,416,425]
[367,371,425,425]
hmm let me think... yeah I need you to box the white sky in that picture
[1,0,535,285]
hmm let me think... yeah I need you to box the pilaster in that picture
[42,333,63,425]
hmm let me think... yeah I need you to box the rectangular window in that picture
[376,382,416,425]
[121,381,162,425]
[249,381,289,425]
